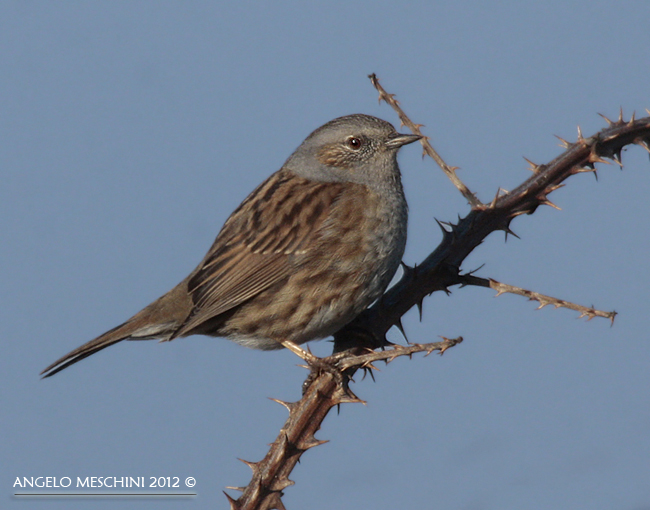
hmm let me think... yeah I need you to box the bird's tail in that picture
[41,280,192,378]
[40,320,147,378]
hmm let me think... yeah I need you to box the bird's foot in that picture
[280,340,320,365]
[280,340,355,397]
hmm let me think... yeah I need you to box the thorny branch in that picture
[459,275,618,323]
[369,73,482,207]
[228,77,650,509]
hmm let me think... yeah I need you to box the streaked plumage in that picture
[41,114,420,378]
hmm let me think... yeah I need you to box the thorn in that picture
[489,188,500,208]
[540,198,561,210]
[636,137,650,154]
[300,436,330,450]
[337,393,367,405]
[223,491,239,509]
[435,218,454,241]
[269,477,295,492]
[400,261,416,279]
[268,397,295,412]
[362,360,381,372]
[363,366,377,382]
[464,263,485,277]
[503,225,520,240]
[394,317,409,342]
[597,112,613,126]
[523,156,540,172]
[435,218,449,233]
[612,147,623,167]
[545,183,565,193]
[225,486,245,492]
[588,151,612,165]
[628,111,636,125]
[577,125,584,141]
[554,134,571,148]
[618,107,624,123]
[416,299,424,322]
[237,458,259,472]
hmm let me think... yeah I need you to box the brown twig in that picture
[337,336,463,371]
[369,73,482,207]
[458,274,617,323]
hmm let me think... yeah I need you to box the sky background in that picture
[2,2,650,509]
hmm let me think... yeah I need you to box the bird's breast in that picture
[309,182,407,295]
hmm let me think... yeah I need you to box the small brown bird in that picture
[41,114,421,378]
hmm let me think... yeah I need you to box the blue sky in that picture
[2,2,650,509]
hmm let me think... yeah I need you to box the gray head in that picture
[283,114,421,187]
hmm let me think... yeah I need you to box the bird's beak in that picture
[385,133,422,149]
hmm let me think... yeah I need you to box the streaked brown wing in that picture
[173,169,345,337]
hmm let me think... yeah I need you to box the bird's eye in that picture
[346,137,363,150]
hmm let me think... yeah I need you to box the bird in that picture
[41,114,421,378]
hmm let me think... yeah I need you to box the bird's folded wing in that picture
[172,170,346,337]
